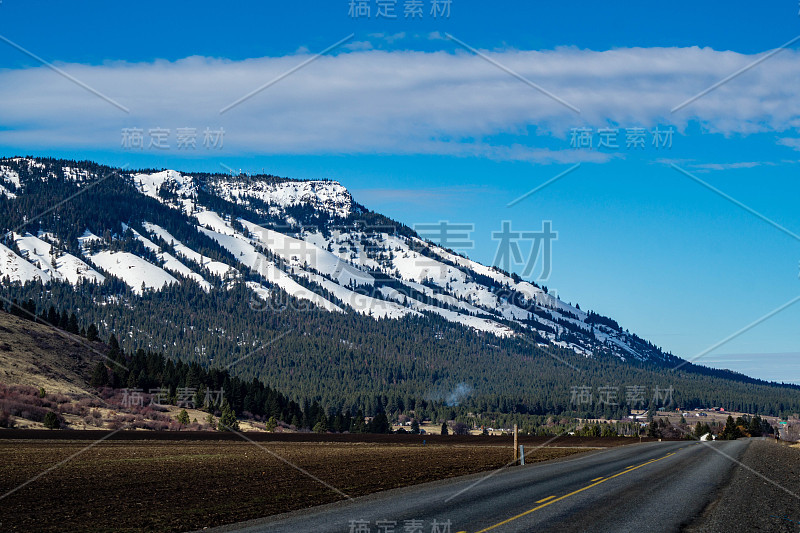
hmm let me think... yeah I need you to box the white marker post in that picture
[519,445,525,466]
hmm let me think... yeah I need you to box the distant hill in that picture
[2,156,800,420]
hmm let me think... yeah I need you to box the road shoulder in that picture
[685,438,800,532]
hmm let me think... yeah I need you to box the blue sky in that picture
[0,1,799,382]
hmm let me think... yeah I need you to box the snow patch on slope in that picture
[13,233,104,284]
[77,230,101,250]
[61,166,93,182]
[0,183,16,199]
[418,237,584,319]
[197,216,341,312]
[239,219,373,287]
[195,210,236,236]
[379,286,513,337]
[142,222,236,278]
[304,230,384,271]
[88,251,178,295]
[0,166,21,198]
[211,178,353,218]
[125,225,211,292]
[295,270,415,319]
[0,243,50,284]
[133,170,197,214]
[0,166,21,189]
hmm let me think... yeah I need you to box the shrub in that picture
[146,420,169,431]
[452,422,470,436]
[58,403,81,416]
[0,410,15,428]
[43,411,60,429]
[49,393,71,405]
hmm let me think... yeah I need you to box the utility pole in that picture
[513,423,519,463]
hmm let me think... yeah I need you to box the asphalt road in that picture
[206,439,750,533]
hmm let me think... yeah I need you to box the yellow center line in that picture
[473,451,678,533]
[535,495,556,503]
[590,476,604,482]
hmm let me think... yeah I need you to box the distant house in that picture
[700,433,713,441]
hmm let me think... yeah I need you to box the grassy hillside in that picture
[0,310,100,395]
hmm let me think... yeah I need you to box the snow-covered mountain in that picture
[0,157,674,365]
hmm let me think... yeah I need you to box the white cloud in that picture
[343,40,374,51]
[777,137,800,151]
[1,46,800,160]
[367,32,406,44]
[690,161,767,171]
[654,158,788,172]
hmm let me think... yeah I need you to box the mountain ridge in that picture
[2,155,656,362]
[2,155,799,418]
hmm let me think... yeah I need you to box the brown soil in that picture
[0,428,645,446]
[0,439,590,532]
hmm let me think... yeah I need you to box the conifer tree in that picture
[368,411,390,434]
[721,415,741,440]
[90,362,108,388]
[43,411,60,429]
[66,313,79,334]
[218,401,239,431]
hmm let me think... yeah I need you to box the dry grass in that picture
[0,312,99,395]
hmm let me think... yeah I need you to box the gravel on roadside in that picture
[685,438,800,532]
